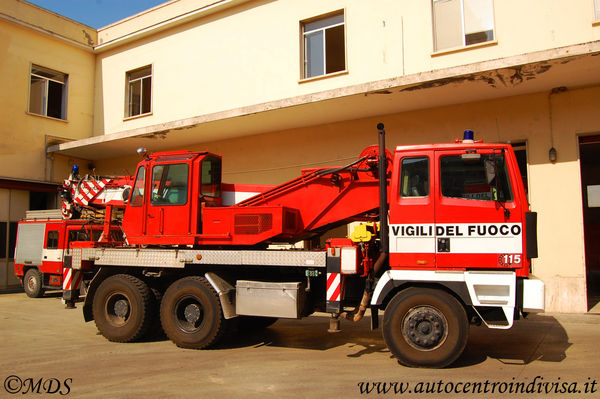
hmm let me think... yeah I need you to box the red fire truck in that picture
[14,124,544,368]
[14,211,124,298]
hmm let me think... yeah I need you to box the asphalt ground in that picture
[1,291,599,399]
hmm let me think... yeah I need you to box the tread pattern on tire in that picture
[160,276,227,349]
[24,269,44,298]
[382,287,468,368]
[92,274,154,343]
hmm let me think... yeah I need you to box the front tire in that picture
[24,269,44,298]
[92,274,153,343]
[382,287,468,368]
[160,276,226,349]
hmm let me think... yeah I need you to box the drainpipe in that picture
[377,123,389,257]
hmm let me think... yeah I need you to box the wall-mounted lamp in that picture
[549,147,557,163]
[547,87,566,165]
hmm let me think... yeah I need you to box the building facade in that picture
[2,0,600,313]
[0,0,96,290]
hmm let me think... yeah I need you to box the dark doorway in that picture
[29,191,57,210]
[579,136,600,311]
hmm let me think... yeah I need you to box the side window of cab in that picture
[130,166,145,206]
[151,163,189,205]
[440,154,513,202]
[400,157,430,197]
[46,230,59,249]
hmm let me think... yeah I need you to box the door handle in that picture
[160,208,164,234]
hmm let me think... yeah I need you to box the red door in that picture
[41,224,64,275]
[145,162,190,238]
[122,165,147,241]
[433,148,524,270]
[388,150,436,269]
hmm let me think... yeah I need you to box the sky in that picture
[26,0,168,29]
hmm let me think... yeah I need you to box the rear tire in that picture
[92,274,153,343]
[160,276,226,349]
[382,287,468,368]
[24,269,44,298]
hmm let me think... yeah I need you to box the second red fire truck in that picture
[14,124,544,368]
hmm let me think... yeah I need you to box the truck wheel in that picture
[160,276,226,349]
[382,287,468,368]
[92,274,153,343]
[24,269,44,298]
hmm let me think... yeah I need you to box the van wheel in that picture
[24,269,44,298]
[382,287,468,368]
[92,274,153,343]
[160,276,226,349]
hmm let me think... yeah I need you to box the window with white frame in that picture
[29,65,68,120]
[302,12,345,79]
[433,0,495,51]
[595,0,600,21]
[126,65,152,117]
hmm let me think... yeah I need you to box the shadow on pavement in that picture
[216,313,570,368]
[452,314,570,368]
[81,308,569,368]
[217,314,388,356]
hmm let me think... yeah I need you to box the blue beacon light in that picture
[463,130,474,143]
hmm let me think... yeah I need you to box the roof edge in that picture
[95,0,251,52]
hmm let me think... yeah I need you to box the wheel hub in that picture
[105,293,131,326]
[175,296,205,333]
[184,303,201,323]
[114,299,130,318]
[403,306,448,351]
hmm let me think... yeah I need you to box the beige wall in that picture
[0,15,95,182]
[93,0,600,138]
[0,1,97,291]
[97,0,233,45]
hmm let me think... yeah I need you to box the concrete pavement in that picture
[0,291,599,398]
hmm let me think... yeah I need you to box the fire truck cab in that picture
[388,140,533,274]
[122,151,223,245]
